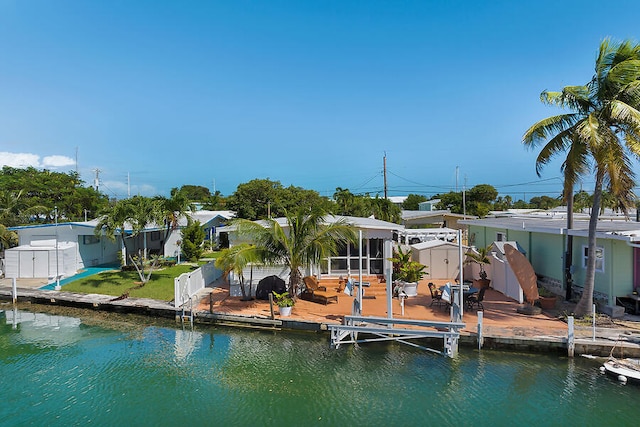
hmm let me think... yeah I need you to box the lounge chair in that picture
[428,282,446,308]
[302,276,340,305]
[466,287,487,311]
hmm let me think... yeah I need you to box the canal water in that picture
[1,305,638,426]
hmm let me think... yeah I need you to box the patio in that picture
[196,277,573,338]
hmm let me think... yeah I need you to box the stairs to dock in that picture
[318,275,389,297]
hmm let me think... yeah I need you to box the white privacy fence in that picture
[174,261,223,308]
[229,265,290,297]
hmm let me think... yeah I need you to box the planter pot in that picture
[279,306,293,316]
[473,279,491,289]
[538,296,557,310]
[401,281,418,297]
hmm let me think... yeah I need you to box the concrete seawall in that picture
[2,285,640,358]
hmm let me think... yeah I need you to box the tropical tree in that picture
[0,224,18,254]
[232,208,357,298]
[523,38,640,316]
[157,192,194,243]
[181,219,205,261]
[402,194,428,210]
[214,243,262,300]
[95,196,165,282]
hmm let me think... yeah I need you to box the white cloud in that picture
[0,151,75,169]
[42,155,75,168]
[0,152,41,168]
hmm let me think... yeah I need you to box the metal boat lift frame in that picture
[328,230,467,358]
[328,315,466,357]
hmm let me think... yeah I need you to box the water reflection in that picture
[1,307,82,347]
[1,307,639,426]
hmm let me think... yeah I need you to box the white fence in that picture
[229,265,290,297]
[174,261,223,308]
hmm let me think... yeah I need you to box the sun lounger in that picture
[302,276,340,305]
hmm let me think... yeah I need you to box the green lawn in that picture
[63,263,203,301]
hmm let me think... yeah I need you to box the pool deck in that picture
[2,276,640,357]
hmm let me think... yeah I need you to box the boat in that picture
[601,357,640,384]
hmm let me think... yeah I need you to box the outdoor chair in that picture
[428,282,446,308]
[466,286,487,311]
[302,276,340,305]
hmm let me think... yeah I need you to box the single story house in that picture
[5,210,235,280]
[5,220,120,280]
[460,215,640,306]
[220,215,403,279]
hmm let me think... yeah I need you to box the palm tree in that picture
[0,224,18,255]
[95,196,164,283]
[215,243,262,300]
[233,208,357,298]
[157,192,195,243]
[523,38,640,316]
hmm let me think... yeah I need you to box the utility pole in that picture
[127,172,131,198]
[383,153,388,200]
[92,168,101,192]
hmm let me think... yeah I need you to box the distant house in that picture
[402,210,473,232]
[5,220,120,280]
[4,210,235,280]
[460,215,640,306]
[417,198,441,211]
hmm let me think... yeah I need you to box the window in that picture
[496,232,506,242]
[582,245,604,273]
[82,235,99,245]
[150,231,161,241]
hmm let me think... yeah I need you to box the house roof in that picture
[9,220,100,231]
[460,215,640,242]
[219,215,404,233]
[401,210,476,221]
[178,210,236,227]
[411,240,464,250]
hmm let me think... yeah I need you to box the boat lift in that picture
[328,315,465,357]
[328,230,467,358]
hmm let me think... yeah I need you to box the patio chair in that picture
[302,276,340,305]
[466,286,487,311]
[428,282,446,308]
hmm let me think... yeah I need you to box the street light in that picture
[54,206,61,291]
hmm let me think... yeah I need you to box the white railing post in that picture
[568,316,575,357]
[477,311,484,350]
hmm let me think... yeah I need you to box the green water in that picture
[1,305,638,427]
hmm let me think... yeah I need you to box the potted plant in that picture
[388,246,427,297]
[537,287,558,310]
[273,291,295,316]
[466,245,492,288]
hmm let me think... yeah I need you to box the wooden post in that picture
[12,278,17,304]
[209,293,213,314]
[567,316,575,358]
[269,293,275,320]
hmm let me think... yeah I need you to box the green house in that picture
[460,215,640,307]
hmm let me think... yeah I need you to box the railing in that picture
[174,261,223,308]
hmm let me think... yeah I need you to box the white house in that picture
[5,220,120,280]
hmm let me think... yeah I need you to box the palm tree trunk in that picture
[574,170,604,317]
[565,189,574,301]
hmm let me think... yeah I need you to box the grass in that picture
[63,263,202,301]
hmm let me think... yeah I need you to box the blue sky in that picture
[1,1,640,201]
